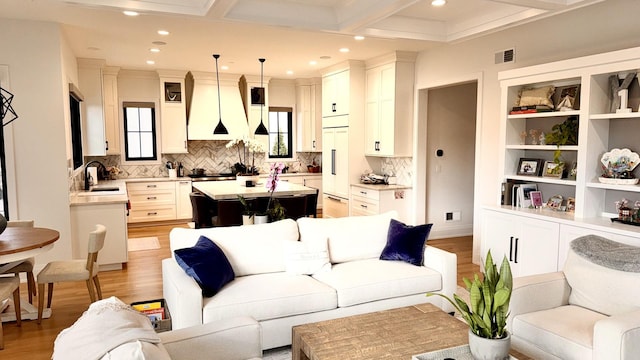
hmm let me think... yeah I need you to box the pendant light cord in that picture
[214,54,222,123]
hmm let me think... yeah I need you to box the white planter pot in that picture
[254,214,269,224]
[468,329,511,360]
[242,214,254,225]
[236,175,259,187]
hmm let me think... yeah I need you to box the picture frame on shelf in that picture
[567,197,575,212]
[547,194,564,210]
[517,183,538,208]
[517,158,542,176]
[553,84,580,111]
[542,161,565,178]
[530,191,543,208]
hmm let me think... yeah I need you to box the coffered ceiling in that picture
[0,0,603,77]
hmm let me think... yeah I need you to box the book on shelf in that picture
[132,301,162,312]
[510,105,553,114]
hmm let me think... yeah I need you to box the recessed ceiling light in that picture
[123,10,139,16]
[87,46,100,51]
[157,30,169,36]
[150,48,160,53]
[286,70,294,75]
[354,35,365,41]
[320,55,331,60]
[221,65,229,71]
[339,48,350,53]
[152,41,167,46]
[146,60,155,65]
[431,0,446,6]
[309,60,317,66]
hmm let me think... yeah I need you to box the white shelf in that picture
[590,112,640,120]
[508,110,580,120]
[506,175,576,186]
[586,181,640,192]
[505,145,578,151]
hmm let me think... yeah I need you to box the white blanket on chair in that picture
[53,297,161,360]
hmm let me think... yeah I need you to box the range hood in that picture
[185,71,249,140]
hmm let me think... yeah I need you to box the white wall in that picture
[426,82,476,238]
[413,0,640,262]
[0,19,75,265]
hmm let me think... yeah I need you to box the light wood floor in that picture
[0,223,477,359]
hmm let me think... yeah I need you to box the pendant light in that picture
[212,54,228,135]
[254,58,269,135]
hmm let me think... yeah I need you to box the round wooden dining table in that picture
[0,227,59,322]
[0,227,60,264]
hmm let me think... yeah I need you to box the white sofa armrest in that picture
[594,309,640,360]
[423,245,457,313]
[507,272,570,331]
[159,316,262,360]
[162,258,204,330]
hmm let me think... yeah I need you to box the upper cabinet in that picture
[77,59,121,156]
[296,78,322,152]
[322,69,350,119]
[364,51,416,157]
[158,70,188,154]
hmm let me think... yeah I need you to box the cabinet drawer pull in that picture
[360,191,367,195]
[146,184,157,188]
[331,149,336,175]
[180,181,190,184]
[147,196,157,200]
[509,236,514,261]
[312,140,316,149]
[327,196,341,202]
[105,140,109,151]
[360,204,368,209]
[332,103,336,112]
[147,212,158,216]
[514,237,519,263]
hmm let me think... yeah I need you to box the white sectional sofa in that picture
[162,211,457,350]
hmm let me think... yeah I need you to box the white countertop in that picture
[351,183,412,191]
[193,180,317,200]
[69,180,128,206]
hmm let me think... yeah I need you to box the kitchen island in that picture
[193,180,317,200]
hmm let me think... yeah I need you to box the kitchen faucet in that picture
[84,160,105,190]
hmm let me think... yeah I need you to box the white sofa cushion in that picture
[169,219,300,276]
[564,249,640,316]
[312,258,441,307]
[513,305,606,360]
[202,272,337,322]
[297,211,397,264]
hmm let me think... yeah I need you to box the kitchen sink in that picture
[76,186,124,196]
[90,186,120,192]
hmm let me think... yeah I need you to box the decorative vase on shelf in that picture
[254,214,269,224]
[468,330,511,360]
[236,174,259,187]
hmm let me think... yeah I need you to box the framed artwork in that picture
[516,183,538,208]
[164,82,182,102]
[567,197,575,212]
[542,161,565,178]
[517,158,542,176]
[553,84,580,110]
[547,194,564,210]
[530,191,543,207]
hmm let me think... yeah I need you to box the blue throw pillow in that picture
[380,219,433,266]
[174,236,235,297]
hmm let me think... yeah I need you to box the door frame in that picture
[413,72,484,263]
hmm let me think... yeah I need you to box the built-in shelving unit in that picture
[482,46,640,276]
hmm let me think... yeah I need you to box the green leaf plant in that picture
[427,250,513,339]
[545,115,578,165]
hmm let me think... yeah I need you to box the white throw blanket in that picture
[53,297,161,360]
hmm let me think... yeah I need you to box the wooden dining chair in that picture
[276,195,308,220]
[0,276,21,349]
[0,220,36,304]
[216,199,245,226]
[36,224,106,324]
[190,192,217,228]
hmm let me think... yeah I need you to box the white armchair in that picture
[508,235,640,360]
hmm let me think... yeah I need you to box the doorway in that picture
[415,80,479,240]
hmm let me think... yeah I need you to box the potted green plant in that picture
[427,250,512,360]
[545,116,578,176]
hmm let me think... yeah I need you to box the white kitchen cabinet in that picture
[71,202,128,270]
[364,52,415,157]
[350,184,411,223]
[175,179,193,220]
[296,79,322,152]
[322,127,350,200]
[322,69,350,120]
[481,208,559,277]
[158,70,188,154]
[127,181,177,223]
[77,60,120,156]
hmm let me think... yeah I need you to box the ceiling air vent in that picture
[495,48,515,64]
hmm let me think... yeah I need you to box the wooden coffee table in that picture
[292,303,529,360]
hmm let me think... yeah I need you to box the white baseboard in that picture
[429,224,473,239]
